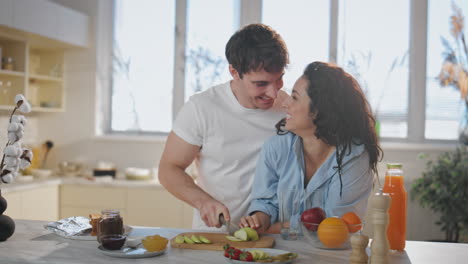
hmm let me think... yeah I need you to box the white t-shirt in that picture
[172,81,285,230]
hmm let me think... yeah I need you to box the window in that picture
[184,0,236,100]
[425,0,467,140]
[337,0,410,138]
[106,0,462,143]
[262,0,329,91]
[111,0,175,133]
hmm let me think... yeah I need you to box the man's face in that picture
[231,66,285,110]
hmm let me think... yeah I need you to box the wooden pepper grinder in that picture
[370,188,391,264]
[350,233,369,264]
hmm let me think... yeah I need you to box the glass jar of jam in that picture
[97,209,123,243]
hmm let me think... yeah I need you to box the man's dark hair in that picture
[225,23,289,78]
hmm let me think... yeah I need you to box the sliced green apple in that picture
[233,228,248,241]
[225,235,243,242]
[199,235,212,244]
[174,235,185,244]
[243,227,259,241]
[191,235,202,243]
[183,236,195,244]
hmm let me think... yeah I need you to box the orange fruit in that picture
[317,217,349,248]
[341,212,362,233]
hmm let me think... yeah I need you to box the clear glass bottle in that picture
[382,163,407,251]
[97,209,123,243]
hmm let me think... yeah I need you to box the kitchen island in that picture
[0,220,467,263]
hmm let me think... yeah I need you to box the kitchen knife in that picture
[219,214,236,236]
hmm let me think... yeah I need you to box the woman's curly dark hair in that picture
[276,61,383,195]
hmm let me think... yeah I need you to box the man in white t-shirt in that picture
[158,24,289,230]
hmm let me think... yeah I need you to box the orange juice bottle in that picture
[382,163,407,251]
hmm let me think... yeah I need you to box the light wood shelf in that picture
[29,74,63,82]
[0,30,65,112]
[0,69,25,77]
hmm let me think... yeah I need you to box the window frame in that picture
[100,0,458,145]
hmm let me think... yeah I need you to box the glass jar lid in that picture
[386,163,402,169]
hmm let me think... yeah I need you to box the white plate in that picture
[97,245,166,259]
[224,248,296,264]
[49,225,133,241]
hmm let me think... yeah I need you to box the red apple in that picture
[301,207,326,231]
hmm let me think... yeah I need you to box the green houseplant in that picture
[411,146,468,242]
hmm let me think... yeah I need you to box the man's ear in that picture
[229,65,241,80]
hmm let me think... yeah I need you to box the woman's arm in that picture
[244,139,281,230]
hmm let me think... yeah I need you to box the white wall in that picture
[37,0,166,174]
[23,0,461,242]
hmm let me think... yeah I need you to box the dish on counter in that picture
[224,248,297,264]
[97,245,166,259]
[101,234,126,250]
[48,224,133,241]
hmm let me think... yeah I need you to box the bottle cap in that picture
[386,163,402,169]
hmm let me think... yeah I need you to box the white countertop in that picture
[0,220,467,263]
[1,177,165,193]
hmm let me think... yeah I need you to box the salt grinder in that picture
[370,188,391,264]
[350,233,369,264]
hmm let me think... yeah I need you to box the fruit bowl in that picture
[301,217,364,250]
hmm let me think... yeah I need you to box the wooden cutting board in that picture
[170,232,275,251]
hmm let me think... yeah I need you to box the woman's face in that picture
[283,76,315,133]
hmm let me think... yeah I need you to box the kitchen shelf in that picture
[29,74,63,82]
[0,30,65,113]
[0,69,25,77]
[31,106,64,112]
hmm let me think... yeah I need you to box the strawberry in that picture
[230,249,242,260]
[239,252,254,262]
[223,244,233,258]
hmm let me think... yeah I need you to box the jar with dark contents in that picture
[97,209,123,243]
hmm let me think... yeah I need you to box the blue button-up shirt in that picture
[247,133,373,226]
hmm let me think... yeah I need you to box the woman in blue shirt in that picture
[240,61,382,233]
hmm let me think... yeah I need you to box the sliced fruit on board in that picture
[199,235,212,244]
[191,235,202,243]
[183,236,195,244]
[243,227,259,241]
[174,236,185,244]
[226,235,243,242]
[170,232,275,251]
[233,229,248,241]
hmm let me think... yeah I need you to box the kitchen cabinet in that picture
[126,189,193,229]
[57,5,89,48]
[0,0,13,27]
[60,185,127,220]
[2,180,194,229]
[2,191,21,218]
[12,0,59,41]
[0,33,65,111]
[0,0,89,111]
[60,184,193,229]
[8,0,88,48]
[2,185,59,221]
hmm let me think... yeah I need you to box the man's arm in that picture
[158,132,230,227]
